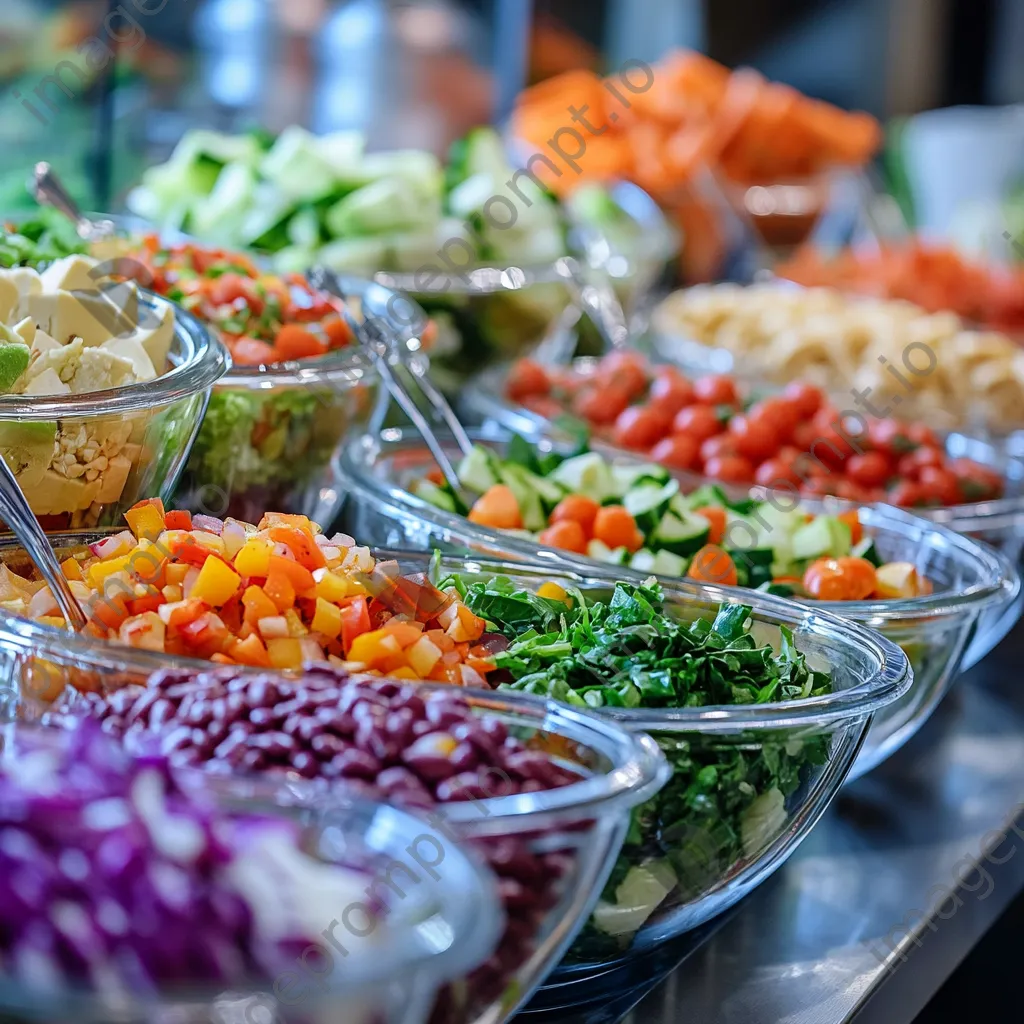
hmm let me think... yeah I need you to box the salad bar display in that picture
[0,88,1023,1024]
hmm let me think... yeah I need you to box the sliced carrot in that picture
[468,484,523,530]
[693,506,727,545]
[687,545,738,587]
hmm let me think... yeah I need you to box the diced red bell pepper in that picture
[163,510,193,531]
[340,596,371,656]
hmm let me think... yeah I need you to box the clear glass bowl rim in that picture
[338,427,1020,623]
[0,287,228,417]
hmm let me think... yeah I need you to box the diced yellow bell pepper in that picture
[387,666,419,680]
[88,555,132,589]
[313,569,350,604]
[406,634,442,677]
[61,557,83,582]
[164,562,189,586]
[192,532,227,556]
[537,581,570,604]
[37,615,66,629]
[311,597,343,639]
[125,504,166,541]
[266,637,304,670]
[234,538,273,578]
[348,629,402,667]
[191,557,242,607]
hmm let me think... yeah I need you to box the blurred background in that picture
[2,0,1022,207]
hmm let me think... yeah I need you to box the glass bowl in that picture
[0,596,668,1017]
[462,362,1024,669]
[336,428,1016,779]
[371,184,677,387]
[0,725,503,1024]
[0,288,227,531]
[0,537,905,978]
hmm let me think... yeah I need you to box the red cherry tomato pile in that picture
[505,352,1004,508]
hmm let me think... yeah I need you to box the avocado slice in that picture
[0,324,31,391]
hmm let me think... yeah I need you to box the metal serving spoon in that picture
[308,268,475,508]
[31,162,116,243]
[0,458,87,632]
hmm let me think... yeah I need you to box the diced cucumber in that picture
[549,452,614,502]
[496,464,546,532]
[457,445,499,495]
[464,127,512,180]
[721,511,763,551]
[852,537,882,567]
[412,478,456,513]
[518,468,565,510]
[652,510,710,558]
[792,515,852,561]
[647,548,688,577]
[629,549,658,573]
[623,480,680,535]
[610,461,670,498]
[315,236,389,273]
[757,581,796,598]
[754,503,807,534]
[591,860,678,937]
[587,539,629,565]
[680,484,732,511]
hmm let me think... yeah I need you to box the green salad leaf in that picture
[453,573,833,960]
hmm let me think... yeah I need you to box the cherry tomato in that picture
[755,458,802,488]
[868,418,916,456]
[648,369,695,416]
[775,445,802,467]
[800,477,841,498]
[596,351,648,398]
[613,406,672,450]
[573,385,631,425]
[704,454,755,483]
[700,434,738,463]
[845,451,891,488]
[650,434,700,471]
[803,556,877,601]
[783,381,824,418]
[792,421,818,451]
[748,397,798,441]
[833,480,871,502]
[897,446,944,479]
[949,458,1003,501]
[886,481,925,507]
[810,409,859,468]
[728,413,781,464]
[673,404,722,442]
[918,466,960,506]
[507,359,550,401]
[907,423,940,449]
[693,375,739,407]
[522,395,565,420]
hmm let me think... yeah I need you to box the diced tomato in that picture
[128,594,163,616]
[340,596,371,655]
[231,337,277,366]
[163,510,192,531]
[274,324,328,361]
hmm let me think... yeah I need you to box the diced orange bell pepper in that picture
[87,593,129,632]
[310,597,343,639]
[128,593,163,616]
[128,496,166,516]
[61,557,83,582]
[268,526,326,570]
[257,512,314,535]
[88,555,132,590]
[383,620,426,648]
[125,503,166,541]
[348,629,403,668]
[191,557,242,607]
[163,510,192,531]
[340,596,371,655]
[228,632,272,667]
[387,666,419,680]
[242,585,279,625]
[264,567,297,612]
[268,554,315,596]
[425,628,456,653]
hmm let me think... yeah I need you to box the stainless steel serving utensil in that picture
[308,267,474,506]
[0,457,87,632]
[31,163,116,243]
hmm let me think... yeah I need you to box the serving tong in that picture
[308,268,475,506]
[31,163,116,244]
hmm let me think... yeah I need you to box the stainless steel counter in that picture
[617,626,1024,1024]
